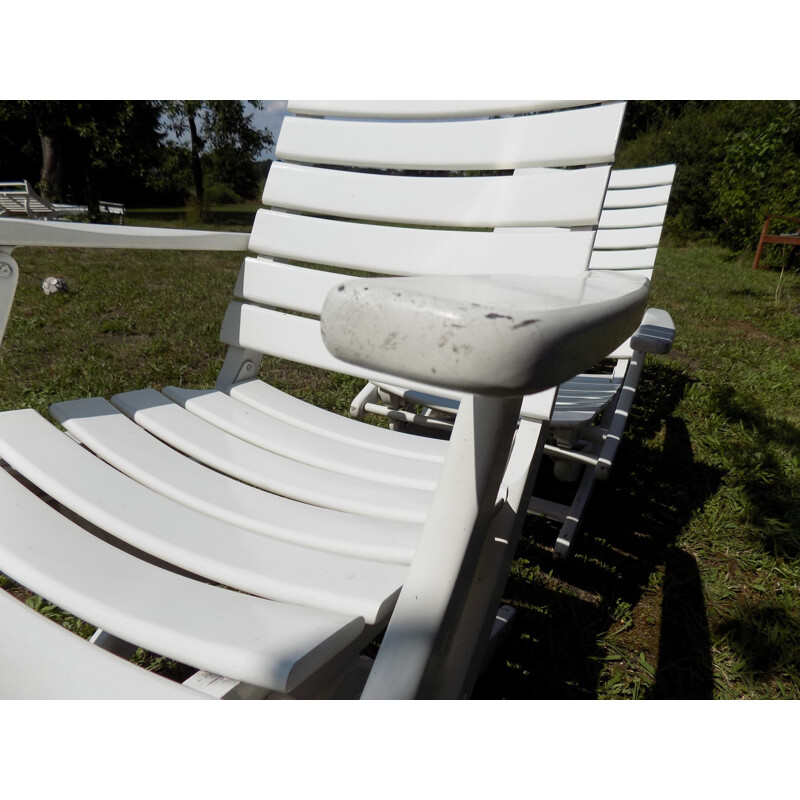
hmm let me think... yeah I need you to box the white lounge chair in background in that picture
[0,101,649,699]
[352,164,677,560]
[0,180,125,223]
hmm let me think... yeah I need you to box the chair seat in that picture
[161,385,442,490]
[0,589,210,700]
[0,410,406,626]
[0,426,374,694]
[110,389,433,523]
[227,379,448,463]
[50,397,420,565]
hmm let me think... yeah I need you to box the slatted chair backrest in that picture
[0,180,58,220]
[589,163,676,275]
[218,101,627,396]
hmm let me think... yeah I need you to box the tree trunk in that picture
[38,128,64,201]
[187,111,204,205]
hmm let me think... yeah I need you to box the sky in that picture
[252,101,288,159]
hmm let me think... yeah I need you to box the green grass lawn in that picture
[1,222,799,699]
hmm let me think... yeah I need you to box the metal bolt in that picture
[0,264,12,278]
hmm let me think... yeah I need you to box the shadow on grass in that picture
[708,385,800,560]
[473,361,723,699]
[716,602,800,690]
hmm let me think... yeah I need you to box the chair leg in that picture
[360,395,522,700]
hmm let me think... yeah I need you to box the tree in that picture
[161,101,273,205]
[0,101,165,217]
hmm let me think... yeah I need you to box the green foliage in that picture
[203,183,242,205]
[711,102,800,250]
[618,101,800,250]
[0,101,165,211]
[161,101,273,202]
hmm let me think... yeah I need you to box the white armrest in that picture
[321,272,650,397]
[0,218,250,252]
[630,307,675,354]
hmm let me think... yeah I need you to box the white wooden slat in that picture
[589,249,658,270]
[0,409,407,624]
[607,164,676,189]
[276,102,626,170]
[225,380,447,463]
[0,448,368,693]
[0,588,209,700]
[594,226,664,250]
[287,100,599,119]
[249,211,595,278]
[159,386,441,491]
[110,388,433,524]
[263,162,611,228]
[220,301,464,403]
[599,206,668,230]
[603,184,672,209]
[50,397,420,565]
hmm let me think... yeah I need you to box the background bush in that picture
[617,101,800,251]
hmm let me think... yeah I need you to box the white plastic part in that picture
[322,271,650,397]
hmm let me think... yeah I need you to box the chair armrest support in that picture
[321,272,650,397]
[0,218,250,252]
[629,307,675,354]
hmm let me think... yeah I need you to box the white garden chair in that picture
[0,180,125,222]
[0,101,649,699]
[352,164,677,560]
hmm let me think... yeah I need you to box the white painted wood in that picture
[0,588,209,700]
[50,397,421,565]
[0,410,407,624]
[277,102,626,170]
[0,218,250,251]
[110,388,433,523]
[263,162,611,228]
[287,100,598,119]
[248,210,596,277]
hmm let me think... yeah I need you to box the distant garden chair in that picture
[0,180,125,223]
[0,101,649,699]
[752,214,800,270]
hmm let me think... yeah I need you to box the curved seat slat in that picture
[159,386,441,491]
[226,379,447,464]
[0,452,368,693]
[0,589,209,700]
[0,410,406,624]
[110,389,433,523]
[50,397,420,565]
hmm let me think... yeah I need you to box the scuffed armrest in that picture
[0,218,250,252]
[630,307,675,354]
[321,272,650,398]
